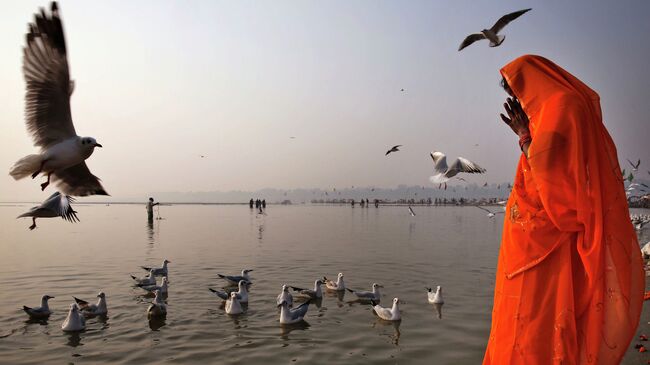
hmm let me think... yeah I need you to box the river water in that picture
[0,204,647,364]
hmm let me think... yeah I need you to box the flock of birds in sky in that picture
[23,259,445,330]
[7,2,648,232]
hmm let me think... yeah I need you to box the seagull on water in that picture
[277,284,294,306]
[209,280,249,304]
[475,205,504,218]
[141,277,168,296]
[323,273,345,291]
[217,269,253,285]
[429,151,486,189]
[347,283,383,301]
[290,280,324,299]
[141,259,170,277]
[408,206,416,217]
[225,292,244,315]
[370,297,401,321]
[385,145,402,156]
[73,292,108,316]
[131,270,156,287]
[458,8,532,51]
[9,2,107,196]
[147,289,167,318]
[61,303,85,332]
[278,299,311,324]
[23,295,54,318]
[427,286,444,304]
[17,191,78,230]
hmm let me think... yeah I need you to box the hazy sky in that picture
[1,0,648,201]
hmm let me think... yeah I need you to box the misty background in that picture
[0,0,648,203]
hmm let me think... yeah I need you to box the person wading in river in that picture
[483,55,644,365]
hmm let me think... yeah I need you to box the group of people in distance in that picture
[249,199,266,209]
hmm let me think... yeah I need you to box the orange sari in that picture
[483,55,644,364]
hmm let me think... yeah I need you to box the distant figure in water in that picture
[351,199,355,207]
[146,197,159,220]
[249,199,254,209]
[262,199,266,209]
[366,198,370,207]
[255,199,261,209]
[374,199,379,208]
[483,55,643,365]
[360,199,365,207]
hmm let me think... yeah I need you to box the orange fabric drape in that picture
[483,55,644,365]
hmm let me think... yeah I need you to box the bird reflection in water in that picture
[65,331,83,347]
[257,223,264,243]
[279,320,310,340]
[372,319,401,346]
[433,303,444,319]
[148,316,166,331]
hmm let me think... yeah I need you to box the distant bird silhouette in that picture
[400,88,405,92]
[429,151,486,189]
[458,8,531,51]
[627,158,641,171]
[385,145,402,156]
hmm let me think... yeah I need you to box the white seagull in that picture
[209,280,249,304]
[427,286,444,304]
[277,284,294,306]
[147,289,167,318]
[290,280,324,299]
[347,283,383,301]
[323,273,345,291]
[17,191,78,230]
[278,299,311,324]
[141,277,169,296]
[73,292,108,316]
[217,269,253,285]
[429,151,486,189]
[371,297,401,321]
[475,205,504,218]
[9,2,108,196]
[408,206,416,217]
[23,294,54,318]
[458,8,532,51]
[61,303,86,332]
[131,270,156,287]
[141,259,170,277]
[225,292,244,315]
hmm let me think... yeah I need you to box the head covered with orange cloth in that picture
[483,54,644,364]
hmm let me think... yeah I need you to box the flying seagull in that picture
[17,191,78,230]
[458,8,532,51]
[408,206,416,217]
[627,158,641,171]
[9,2,107,196]
[475,205,504,218]
[385,145,402,156]
[429,151,486,189]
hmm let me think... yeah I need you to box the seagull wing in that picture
[51,162,108,197]
[430,152,448,174]
[490,8,532,34]
[42,191,79,222]
[458,33,486,51]
[449,157,486,174]
[475,205,492,214]
[23,3,76,148]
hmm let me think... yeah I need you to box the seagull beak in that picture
[378,285,384,288]
[95,143,103,148]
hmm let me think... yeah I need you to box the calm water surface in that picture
[0,204,647,364]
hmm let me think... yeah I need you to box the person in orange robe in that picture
[483,54,645,364]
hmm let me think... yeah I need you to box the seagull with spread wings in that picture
[9,2,108,196]
[627,158,641,172]
[17,191,78,230]
[385,145,402,156]
[429,151,486,189]
[458,8,531,51]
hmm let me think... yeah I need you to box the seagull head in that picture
[80,137,102,148]
[97,292,105,298]
[282,284,289,292]
[277,300,288,308]
[337,273,344,278]
[230,292,238,300]
[372,283,384,289]
[70,303,79,312]
[42,295,54,301]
